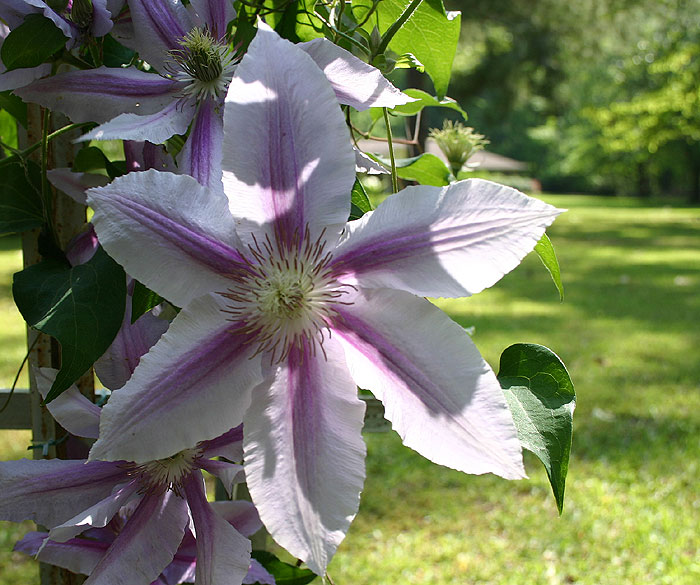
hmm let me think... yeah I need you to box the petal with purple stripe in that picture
[35,368,101,439]
[0,63,51,92]
[333,179,562,298]
[196,459,243,497]
[299,37,415,110]
[243,337,366,575]
[88,169,248,309]
[127,0,193,70]
[78,99,196,144]
[182,473,251,585]
[332,287,526,480]
[209,501,263,538]
[85,490,189,585]
[89,294,263,464]
[0,459,129,527]
[221,23,355,247]
[190,0,236,39]
[48,481,140,543]
[14,67,181,124]
[178,98,224,190]
[14,531,107,576]
[198,425,244,461]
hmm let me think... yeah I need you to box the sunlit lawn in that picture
[1,195,699,584]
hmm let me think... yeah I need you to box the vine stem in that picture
[383,107,399,193]
[0,122,93,169]
[376,0,423,56]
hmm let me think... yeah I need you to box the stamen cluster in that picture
[167,28,237,102]
[221,227,355,363]
[130,448,201,495]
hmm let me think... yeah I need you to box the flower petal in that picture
[48,481,140,543]
[14,67,181,124]
[196,459,243,498]
[0,459,129,527]
[127,0,193,70]
[88,169,248,309]
[189,0,236,38]
[47,169,110,206]
[14,531,107,576]
[89,294,262,464]
[35,367,101,439]
[221,23,355,246]
[332,179,562,298]
[354,147,389,175]
[182,473,251,585]
[0,63,51,91]
[198,425,244,461]
[177,97,224,190]
[85,490,189,585]
[78,99,196,144]
[243,338,366,575]
[332,287,526,479]
[244,560,275,585]
[209,501,263,538]
[299,38,415,110]
[91,0,116,37]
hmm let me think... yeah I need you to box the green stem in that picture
[40,108,54,238]
[376,0,423,56]
[383,107,398,193]
[0,122,92,169]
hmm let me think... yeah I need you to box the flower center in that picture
[167,28,237,101]
[221,228,354,363]
[131,448,201,495]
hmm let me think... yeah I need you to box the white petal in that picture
[88,169,246,309]
[244,338,366,575]
[333,179,562,298]
[332,287,526,479]
[299,38,415,110]
[221,23,355,246]
[89,294,263,464]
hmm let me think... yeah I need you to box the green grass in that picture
[1,196,699,584]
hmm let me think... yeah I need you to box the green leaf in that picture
[392,88,467,119]
[13,246,126,402]
[73,146,124,179]
[356,0,461,98]
[378,152,451,186]
[250,551,317,585]
[102,34,136,68]
[534,232,564,301]
[498,343,576,514]
[1,14,68,71]
[0,91,28,127]
[0,160,44,236]
[349,178,373,220]
[131,280,165,324]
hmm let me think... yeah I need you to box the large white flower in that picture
[86,25,562,575]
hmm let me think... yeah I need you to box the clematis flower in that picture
[14,501,274,585]
[0,368,252,585]
[85,25,562,575]
[0,0,123,91]
[13,3,412,189]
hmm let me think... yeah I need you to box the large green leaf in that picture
[0,91,28,127]
[131,280,166,324]
[534,232,564,301]
[13,246,126,402]
[378,152,451,186]
[1,14,68,71]
[0,160,44,236]
[250,551,317,585]
[498,343,575,514]
[355,0,461,98]
[349,177,373,220]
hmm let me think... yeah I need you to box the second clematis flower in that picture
[86,25,562,575]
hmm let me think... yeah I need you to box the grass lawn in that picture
[1,195,699,584]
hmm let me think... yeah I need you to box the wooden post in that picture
[20,104,92,585]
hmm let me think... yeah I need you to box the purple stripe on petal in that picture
[209,501,263,538]
[14,67,181,123]
[89,296,263,464]
[178,98,224,189]
[182,473,251,585]
[190,0,235,39]
[87,490,189,585]
[198,425,244,460]
[0,459,129,527]
[15,531,108,575]
[128,0,192,69]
